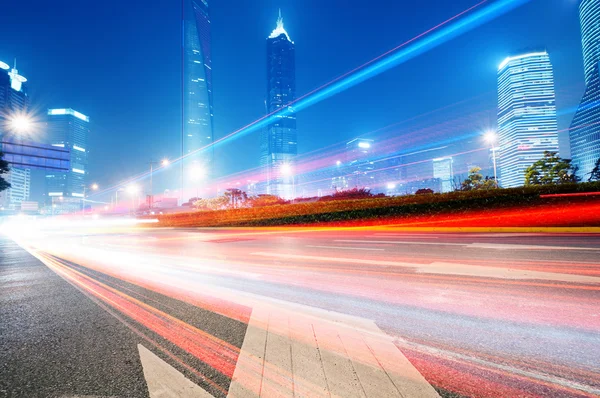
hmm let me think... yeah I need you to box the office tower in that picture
[183,0,214,185]
[345,138,374,188]
[0,168,30,210]
[497,51,559,188]
[0,59,31,211]
[0,59,29,134]
[432,157,454,193]
[45,109,90,204]
[260,10,297,198]
[570,0,600,180]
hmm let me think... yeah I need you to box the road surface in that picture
[1,220,599,397]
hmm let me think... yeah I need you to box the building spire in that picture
[269,8,292,42]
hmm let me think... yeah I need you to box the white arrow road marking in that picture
[227,302,440,398]
[138,344,213,398]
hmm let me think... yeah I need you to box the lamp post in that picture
[280,163,295,202]
[82,183,99,213]
[189,164,205,200]
[484,131,498,187]
[148,159,169,209]
[127,185,139,216]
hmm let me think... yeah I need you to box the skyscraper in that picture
[497,51,559,188]
[569,0,600,181]
[261,10,297,198]
[1,59,31,210]
[183,0,214,184]
[0,168,30,210]
[432,157,454,193]
[345,138,374,188]
[45,109,90,204]
[0,59,29,133]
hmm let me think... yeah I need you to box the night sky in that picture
[0,0,585,198]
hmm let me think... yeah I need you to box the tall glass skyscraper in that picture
[569,0,600,181]
[45,108,90,203]
[183,0,214,182]
[261,10,297,198]
[497,51,559,188]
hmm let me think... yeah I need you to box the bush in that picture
[147,181,600,228]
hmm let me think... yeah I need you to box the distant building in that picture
[260,10,297,199]
[432,157,454,193]
[45,108,90,204]
[497,51,559,188]
[570,0,600,180]
[0,59,28,123]
[345,138,375,188]
[0,168,30,210]
[0,59,31,210]
[183,0,214,182]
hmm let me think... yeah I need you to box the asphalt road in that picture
[1,220,600,397]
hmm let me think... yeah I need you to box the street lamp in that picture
[127,185,139,215]
[148,159,169,210]
[280,163,295,202]
[484,131,498,187]
[189,164,205,199]
[82,183,99,213]
[8,115,33,134]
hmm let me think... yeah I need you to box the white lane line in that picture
[395,338,600,397]
[335,240,600,251]
[307,245,385,251]
[251,252,418,267]
[138,344,213,398]
[250,252,600,283]
[335,240,467,246]
[467,243,600,251]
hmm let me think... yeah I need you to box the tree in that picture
[588,157,600,182]
[248,194,286,207]
[193,196,230,210]
[524,151,580,186]
[459,167,497,191]
[224,189,248,208]
[0,151,10,193]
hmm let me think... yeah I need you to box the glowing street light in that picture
[91,183,99,191]
[189,165,206,198]
[280,163,296,202]
[484,131,498,187]
[127,184,139,195]
[149,159,169,210]
[336,160,342,166]
[9,115,33,134]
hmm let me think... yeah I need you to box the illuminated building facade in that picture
[183,0,214,182]
[432,157,454,193]
[45,109,90,203]
[345,138,374,188]
[0,168,30,210]
[0,59,31,210]
[0,59,29,125]
[261,10,297,198]
[497,51,559,188]
[570,0,600,181]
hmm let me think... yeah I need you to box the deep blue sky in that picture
[0,0,585,194]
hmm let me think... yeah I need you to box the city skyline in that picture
[0,0,592,202]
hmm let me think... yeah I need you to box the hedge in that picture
[145,182,600,228]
